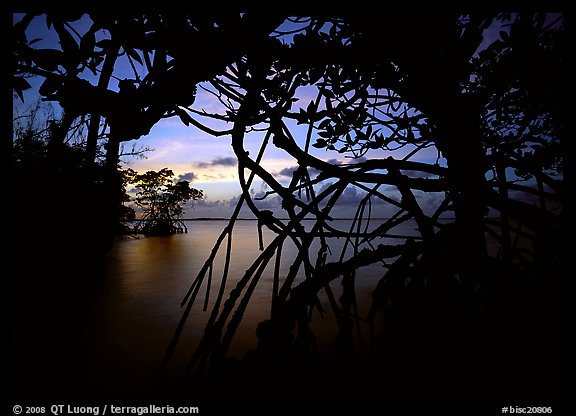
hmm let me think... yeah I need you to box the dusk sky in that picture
[11,13,566,407]
[13,13,561,218]
[12,13,445,218]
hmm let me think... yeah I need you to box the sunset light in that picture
[11,12,566,412]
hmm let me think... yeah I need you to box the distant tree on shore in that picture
[124,168,203,235]
[13,13,284,252]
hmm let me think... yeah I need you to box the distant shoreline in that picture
[130,217,419,222]
[128,217,460,222]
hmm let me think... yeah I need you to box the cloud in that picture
[273,165,321,179]
[271,158,358,180]
[197,156,237,168]
[348,156,367,164]
[177,172,197,182]
[275,166,299,177]
[194,197,228,208]
[254,194,283,209]
[213,157,237,166]
[400,169,436,178]
[314,182,399,207]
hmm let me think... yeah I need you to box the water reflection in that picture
[93,219,416,394]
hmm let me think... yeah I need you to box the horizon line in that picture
[129,217,461,221]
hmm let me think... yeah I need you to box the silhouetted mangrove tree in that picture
[13,12,565,403]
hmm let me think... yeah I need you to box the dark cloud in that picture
[347,156,367,164]
[254,193,283,209]
[413,190,445,215]
[177,172,197,182]
[275,166,298,178]
[273,159,344,180]
[314,183,394,207]
[197,156,237,168]
[273,165,320,179]
[194,197,227,208]
[228,194,241,207]
[337,186,364,205]
[401,169,435,179]
[228,193,282,210]
[213,157,237,166]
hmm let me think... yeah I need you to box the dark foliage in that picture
[12,12,566,405]
[123,167,204,235]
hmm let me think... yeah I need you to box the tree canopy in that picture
[123,167,204,235]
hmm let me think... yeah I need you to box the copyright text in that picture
[12,405,199,415]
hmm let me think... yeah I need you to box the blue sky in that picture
[12,13,446,218]
[14,13,562,219]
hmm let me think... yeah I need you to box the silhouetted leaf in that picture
[96,39,112,50]
[329,22,337,38]
[87,56,103,75]
[54,22,79,55]
[341,108,355,124]
[80,31,96,56]
[306,99,315,113]
[367,141,380,149]
[13,20,29,44]
[306,100,323,122]
[13,77,31,102]
[38,76,63,96]
[297,108,308,124]
[59,13,84,22]
[32,49,64,71]
[318,119,331,130]
[490,39,505,52]
[126,48,143,65]
[312,138,327,148]
[338,81,356,94]
[176,108,193,126]
[407,128,415,140]
[309,67,323,84]
[322,88,334,98]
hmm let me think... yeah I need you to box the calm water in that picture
[91,219,421,389]
[13,217,558,404]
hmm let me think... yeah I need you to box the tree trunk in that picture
[436,96,488,287]
[84,42,120,168]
